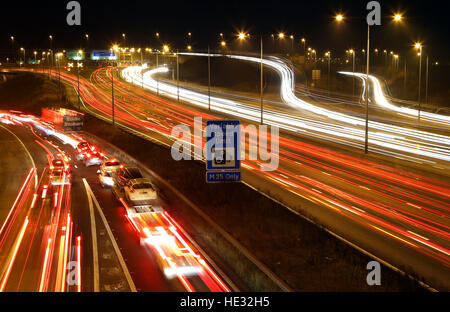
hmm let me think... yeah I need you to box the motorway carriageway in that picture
[15,66,450,290]
[0,112,230,292]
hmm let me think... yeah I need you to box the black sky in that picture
[2,0,450,60]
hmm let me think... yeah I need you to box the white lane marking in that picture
[0,124,38,188]
[83,180,137,292]
[82,178,99,292]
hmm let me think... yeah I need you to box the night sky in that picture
[2,0,450,60]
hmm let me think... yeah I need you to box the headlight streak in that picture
[0,218,29,292]
[120,194,230,292]
[120,52,450,164]
[339,71,450,125]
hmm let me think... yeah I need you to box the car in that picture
[84,150,104,167]
[98,170,114,188]
[49,168,70,186]
[50,159,69,171]
[113,167,143,188]
[76,141,90,152]
[75,141,91,161]
[123,178,157,206]
[100,160,123,173]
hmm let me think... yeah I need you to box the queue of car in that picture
[74,141,158,208]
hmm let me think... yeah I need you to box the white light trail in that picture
[121,53,450,163]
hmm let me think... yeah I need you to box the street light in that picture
[220,41,226,47]
[238,32,246,40]
[335,14,344,22]
[393,13,403,22]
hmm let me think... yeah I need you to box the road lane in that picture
[0,113,233,292]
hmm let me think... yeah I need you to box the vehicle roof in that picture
[104,160,120,166]
[129,178,151,184]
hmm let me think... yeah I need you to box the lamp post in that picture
[176,50,180,102]
[337,12,402,154]
[325,51,331,94]
[349,49,355,96]
[290,35,294,54]
[260,37,264,125]
[156,52,159,94]
[77,62,83,110]
[425,55,429,104]
[20,47,25,67]
[111,63,115,127]
[49,35,53,76]
[301,38,306,56]
[364,24,370,154]
[208,46,211,111]
[10,36,14,63]
[278,33,285,54]
[415,43,423,121]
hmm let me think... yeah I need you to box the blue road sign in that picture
[206,120,241,171]
[206,171,241,183]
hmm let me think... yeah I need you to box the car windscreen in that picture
[133,183,153,190]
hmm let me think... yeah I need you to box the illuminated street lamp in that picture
[220,41,226,47]
[187,45,192,51]
[393,13,403,22]
[238,32,246,40]
[163,45,169,53]
[335,14,344,22]
[278,33,285,39]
